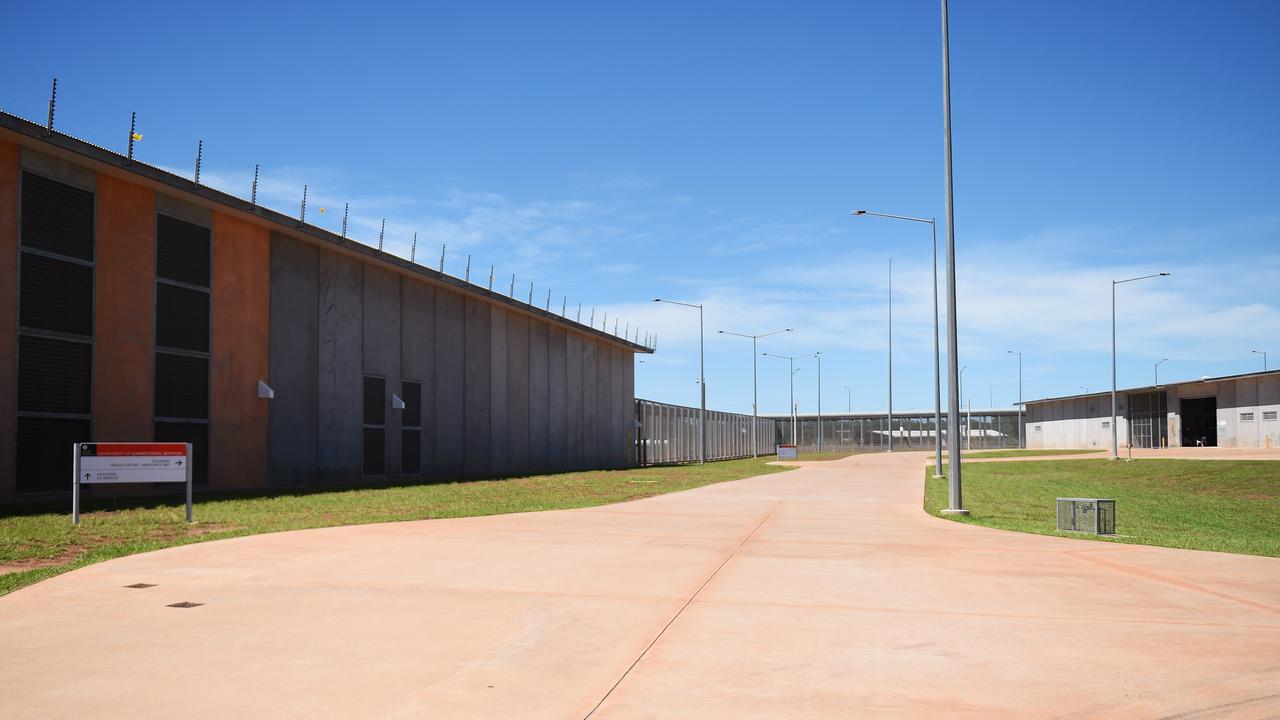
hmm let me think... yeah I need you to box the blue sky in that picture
[4,1,1278,415]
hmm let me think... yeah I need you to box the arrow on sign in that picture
[84,473,91,480]
[175,460,183,466]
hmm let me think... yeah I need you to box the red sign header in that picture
[80,443,188,457]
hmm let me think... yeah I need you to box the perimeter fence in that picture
[634,399,778,466]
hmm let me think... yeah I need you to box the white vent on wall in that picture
[1240,412,1255,422]
[1264,411,1278,422]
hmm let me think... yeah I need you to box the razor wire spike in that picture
[410,232,418,263]
[194,139,203,185]
[299,184,308,223]
[127,112,136,161]
[488,265,495,290]
[439,244,447,272]
[589,308,595,325]
[577,302,582,322]
[45,77,57,134]
[545,288,552,310]
[528,281,534,305]
[465,255,472,282]
[561,296,567,316]
[251,164,260,207]
[378,219,385,252]
[509,274,516,297]
[340,202,348,237]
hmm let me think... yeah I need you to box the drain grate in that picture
[125,583,157,589]
[166,601,203,608]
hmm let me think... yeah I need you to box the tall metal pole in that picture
[850,211,943,472]
[888,258,894,452]
[699,305,706,464]
[1111,281,1119,460]
[941,0,965,512]
[752,336,758,456]
[816,352,823,453]
[1253,350,1268,372]
[1111,273,1170,460]
[1155,358,1168,387]
[790,359,796,444]
[1008,350,1023,449]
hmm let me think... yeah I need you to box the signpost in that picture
[72,443,192,525]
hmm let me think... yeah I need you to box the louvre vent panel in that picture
[154,422,208,485]
[155,283,210,352]
[17,336,92,414]
[401,429,421,474]
[16,417,91,493]
[154,352,209,419]
[363,428,386,475]
[364,376,386,426]
[156,215,211,287]
[19,253,94,335]
[402,381,422,427]
[20,172,94,260]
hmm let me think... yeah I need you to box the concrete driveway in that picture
[2,452,1278,719]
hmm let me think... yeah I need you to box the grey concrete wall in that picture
[582,339,598,467]
[268,234,318,485]
[399,278,435,474]
[489,310,508,475]
[401,281,434,475]
[265,234,644,483]
[505,313,530,472]
[464,297,491,477]
[547,327,568,468]
[316,251,363,482]
[433,288,465,476]
[565,332,584,468]
[363,266,401,477]
[527,320,550,472]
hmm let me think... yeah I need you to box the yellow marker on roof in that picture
[131,133,143,141]
[318,207,326,213]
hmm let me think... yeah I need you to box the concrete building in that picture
[1024,370,1280,450]
[0,111,652,502]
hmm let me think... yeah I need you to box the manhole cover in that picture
[125,583,156,589]
[166,601,203,608]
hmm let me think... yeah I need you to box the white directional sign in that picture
[72,443,193,524]
[78,443,189,484]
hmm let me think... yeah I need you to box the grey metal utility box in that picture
[1056,498,1116,535]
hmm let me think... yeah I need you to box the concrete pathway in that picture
[2,452,1278,719]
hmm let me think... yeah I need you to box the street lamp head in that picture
[1159,272,1170,276]
[652,298,661,302]
[851,209,867,216]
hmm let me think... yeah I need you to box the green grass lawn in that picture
[924,459,1280,557]
[0,457,791,596]
[955,449,1105,460]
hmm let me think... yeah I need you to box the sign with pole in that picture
[72,443,192,525]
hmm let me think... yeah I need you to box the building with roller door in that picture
[1023,370,1280,450]
[0,111,653,503]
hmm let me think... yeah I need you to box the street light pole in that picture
[655,298,706,464]
[815,352,823,453]
[888,258,894,452]
[1155,358,1168,387]
[1253,350,1268,372]
[1110,273,1170,460]
[764,353,807,446]
[719,328,792,457]
[941,0,965,513]
[851,211,944,474]
[1008,350,1022,449]
[843,385,851,412]
[960,365,967,450]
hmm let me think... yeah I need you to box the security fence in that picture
[635,399,778,465]
[774,410,1023,453]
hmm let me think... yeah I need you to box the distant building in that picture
[0,111,651,503]
[1024,370,1280,449]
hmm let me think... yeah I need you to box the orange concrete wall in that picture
[210,211,270,490]
[93,173,156,442]
[0,140,18,500]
